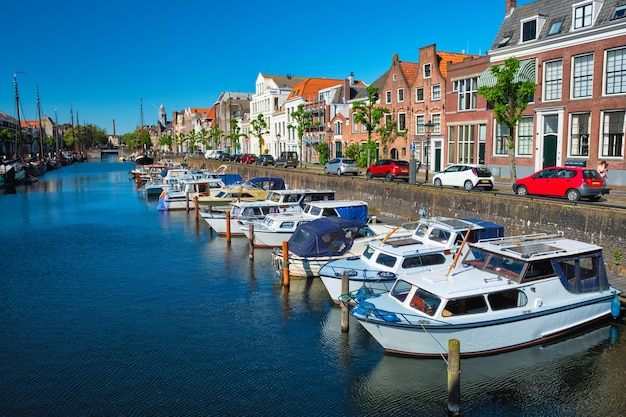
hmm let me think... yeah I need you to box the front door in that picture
[542,114,560,169]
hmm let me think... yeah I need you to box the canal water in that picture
[1,160,625,416]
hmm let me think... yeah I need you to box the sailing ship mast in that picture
[14,71,25,159]
[37,86,44,160]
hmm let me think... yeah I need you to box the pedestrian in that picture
[597,160,608,184]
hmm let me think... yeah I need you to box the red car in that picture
[240,153,257,164]
[365,159,410,182]
[513,166,606,201]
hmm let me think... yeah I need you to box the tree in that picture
[209,125,223,151]
[250,114,268,155]
[287,104,314,167]
[159,134,174,152]
[352,84,390,167]
[377,117,406,157]
[477,56,536,183]
[314,142,330,165]
[224,119,245,154]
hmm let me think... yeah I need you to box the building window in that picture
[393,74,397,81]
[517,117,533,156]
[352,114,357,133]
[548,20,563,35]
[606,48,626,95]
[398,113,406,131]
[495,123,509,155]
[448,126,456,164]
[424,64,431,78]
[432,114,441,134]
[601,111,625,157]
[613,5,626,19]
[570,113,590,156]
[572,54,594,98]
[522,19,537,41]
[544,59,562,101]
[458,125,475,164]
[457,77,478,110]
[385,90,392,104]
[574,3,593,29]
[416,115,424,134]
[334,122,342,136]
[432,84,441,101]
[415,87,424,102]
[397,88,404,102]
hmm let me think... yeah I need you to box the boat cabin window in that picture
[487,289,528,310]
[554,253,608,293]
[291,229,310,245]
[376,253,397,268]
[442,296,488,316]
[414,223,429,237]
[279,222,295,229]
[408,288,441,316]
[401,253,446,269]
[284,194,302,203]
[363,246,375,260]
[521,260,555,282]
[428,228,451,244]
[464,249,525,282]
[390,280,412,302]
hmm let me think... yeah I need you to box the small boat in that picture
[318,217,504,302]
[135,154,154,165]
[270,217,408,277]
[200,188,336,236]
[247,199,370,248]
[196,183,269,211]
[351,233,621,357]
[157,175,227,211]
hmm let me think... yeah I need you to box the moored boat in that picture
[351,233,621,357]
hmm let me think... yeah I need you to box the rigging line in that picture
[418,321,449,364]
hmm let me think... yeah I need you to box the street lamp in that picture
[276,132,281,156]
[424,119,434,183]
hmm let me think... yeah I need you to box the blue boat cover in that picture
[219,173,244,185]
[460,218,505,241]
[288,217,367,258]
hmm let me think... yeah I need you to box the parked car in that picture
[240,153,257,164]
[255,154,275,166]
[276,151,299,168]
[512,166,606,201]
[432,164,494,191]
[205,150,226,160]
[231,153,242,163]
[365,159,410,182]
[217,152,232,161]
[324,158,359,176]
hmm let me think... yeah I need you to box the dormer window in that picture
[572,1,603,30]
[613,5,626,19]
[520,15,546,43]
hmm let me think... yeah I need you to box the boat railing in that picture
[476,232,563,246]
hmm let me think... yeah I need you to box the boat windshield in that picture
[464,248,526,282]
[390,281,441,315]
[363,245,375,260]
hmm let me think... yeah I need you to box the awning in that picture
[477,58,536,88]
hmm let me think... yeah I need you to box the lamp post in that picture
[424,119,434,183]
[276,132,281,156]
[409,137,417,185]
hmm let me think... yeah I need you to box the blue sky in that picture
[1,0,533,136]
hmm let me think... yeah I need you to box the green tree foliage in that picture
[209,125,224,151]
[225,119,245,154]
[159,134,174,152]
[63,124,108,151]
[0,128,16,157]
[314,142,330,165]
[477,56,536,183]
[287,104,314,166]
[377,117,406,157]
[352,85,390,167]
[122,128,151,150]
[250,114,268,155]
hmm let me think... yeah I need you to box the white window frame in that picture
[424,63,431,78]
[604,47,626,96]
[520,15,545,43]
[569,112,591,157]
[543,59,563,101]
[516,117,533,156]
[397,88,404,102]
[600,110,625,158]
[431,84,441,101]
[385,90,392,104]
[415,87,424,102]
[457,77,478,111]
[415,115,424,135]
[571,53,594,98]
[398,113,406,132]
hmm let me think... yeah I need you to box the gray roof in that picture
[491,0,626,51]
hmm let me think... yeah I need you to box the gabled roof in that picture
[260,74,309,89]
[437,51,479,78]
[287,78,365,102]
[399,61,421,85]
[491,0,626,51]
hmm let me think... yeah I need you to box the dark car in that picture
[240,153,257,164]
[217,152,232,162]
[365,159,410,182]
[255,154,275,166]
[513,166,606,201]
[231,153,242,163]
[276,151,299,168]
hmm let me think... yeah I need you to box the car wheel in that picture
[385,172,393,182]
[337,169,342,176]
[366,171,373,180]
[324,167,329,174]
[464,180,474,191]
[516,185,528,196]
[566,189,581,201]
[353,172,358,176]
[434,178,442,187]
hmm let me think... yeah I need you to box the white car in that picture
[432,164,495,191]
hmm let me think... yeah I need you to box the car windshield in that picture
[583,169,601,179]
[475,167,492,176]
[342,159,355,164]
[394,161,409,166]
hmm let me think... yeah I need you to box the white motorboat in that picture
[200,189,337,236]
[270,217,408,278]
[318,217,504,302]
[157,175,227,211]
[351,233,621,357]
[244,199,370,248]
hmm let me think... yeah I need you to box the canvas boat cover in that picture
[288,217,367,258]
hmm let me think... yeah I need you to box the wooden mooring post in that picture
[248,224,254,260]
[225,211,231,243]
[282,241,290,287]
[194,196,199,221]
[341,274,349,332]
[447,339,461,416]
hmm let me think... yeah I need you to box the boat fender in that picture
[534,298,543,308]
[159,190,167,199]
[611,292,621,319]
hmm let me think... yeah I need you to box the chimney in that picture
[348,72,355,85]
[506,0,517,17]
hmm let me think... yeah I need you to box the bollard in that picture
[248,224,254,260]
[194,196,199,221]
[447,339,461,416]
[341,274,350,332]
[282,241,290,287]
[185,191,191,211]
[225,211,231,243]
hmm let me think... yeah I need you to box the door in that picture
[542,115,558,168]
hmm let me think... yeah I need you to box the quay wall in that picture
[230,164,626,264]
